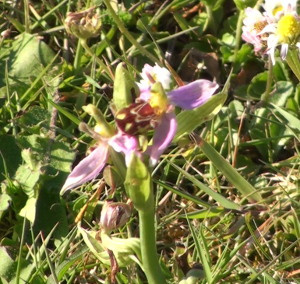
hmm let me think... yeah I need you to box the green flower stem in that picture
[138,191,166,284]
[233,9,245,70]
[204,2,216,35]
[263,56,273,105]
[286,49,300,82]
[80,39,112,79]
[102,0,161,65]
[74,40,83,73]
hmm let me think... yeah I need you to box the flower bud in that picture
[100,200,131,232]
[113,63,139,111]
[65,7,102,39]
[82,104,115,138]
[124,152,152,211]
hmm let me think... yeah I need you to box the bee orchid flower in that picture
[116,64,219,166]
[61,105,138,194]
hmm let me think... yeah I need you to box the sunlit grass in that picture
[1,0,300,283]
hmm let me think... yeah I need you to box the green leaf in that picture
[179,206,226,219]
[19,197,38,223]
[78,225,135,267]
[14,134,74,237]
[194,135,263,202]
[15,106,51,134]
[174,92,227,141]
[0,136,22,183]
[247,71,268,99]
[0,194,11,221]
[268,81,293,107]
[270,103,300,137]
[0,33,56,88]
[0,247,15,281]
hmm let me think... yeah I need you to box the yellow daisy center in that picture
[254,20,268,33]
[277,14,300,44]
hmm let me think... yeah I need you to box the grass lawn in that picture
[1,0,300,283]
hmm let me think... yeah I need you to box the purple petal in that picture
[147,112,177,166]
[167,80,219,110]
[137,87,151,102]
[109,133,139,165]
[61,143,109,194]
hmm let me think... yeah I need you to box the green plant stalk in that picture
[204,2,216,34]
[80,39,112,79]
[102,0,160,65]
[74,40,83,73]
[233,9,245,69]
[286,49,300,82]
[139,200,166,284]
[263,56,273,105]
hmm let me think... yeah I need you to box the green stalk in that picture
[286,49,300,82]
[263,56,273,105]
[102,0,160,65]
[74,40,83,73]
[80,39,112,79]
[233,9,245,70]
[138,190,166,284]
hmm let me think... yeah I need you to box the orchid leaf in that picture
[174,92,227,141]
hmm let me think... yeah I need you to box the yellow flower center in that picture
[277,14,300,44]
[149,91,169,116]
[254,20,268,33]
[272,5,283,17]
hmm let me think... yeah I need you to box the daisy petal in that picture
[167,80,219,110]
[61,144,109,194]
[147,112,177,166]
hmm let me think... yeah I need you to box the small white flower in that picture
[137,63,173,91]
[242,7,269,52]
[260,4,300,65]
[263,0,297,20]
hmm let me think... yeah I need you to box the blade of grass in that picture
[154,179,213,208]
[102,0,160,65]
[192,133,263,202]
[46,99,81,125]
[169,162,240,210]
[186,215,213,284]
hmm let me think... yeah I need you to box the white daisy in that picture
[260,2,300,64]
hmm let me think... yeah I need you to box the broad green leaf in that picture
[271,103,300,134]
[19,197,37,223]
[267,81,293,107]
[247,71,268,99]
[16,106,51,134]
[15,134,74,237]
[0,194,11,221]
[174,92,227,141]
[194,135,263,202]
[0,247,15,280]
[0,136,22,183]
[0,33,56,88]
